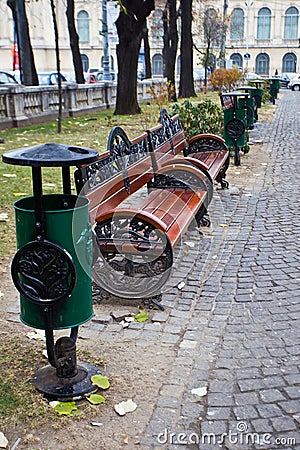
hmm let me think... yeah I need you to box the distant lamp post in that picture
[244,0,253,70]
[220,0,228,68]
[101,0,112,81]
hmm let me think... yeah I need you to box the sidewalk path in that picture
[139,89,300,449]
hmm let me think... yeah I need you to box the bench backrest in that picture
[74,127,154,222]
[146,113,187,170]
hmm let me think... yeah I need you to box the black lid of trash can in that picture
[2,142,99,167]
[225,91,249,97]
[236,86,257,91]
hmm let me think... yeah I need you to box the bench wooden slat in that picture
[190,150,229,181]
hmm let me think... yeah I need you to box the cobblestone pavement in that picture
[137,89,300,449]
[3,90,300,450]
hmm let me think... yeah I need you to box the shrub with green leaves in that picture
[170,99,223,140]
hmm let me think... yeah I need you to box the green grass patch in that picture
[0,334,49,429]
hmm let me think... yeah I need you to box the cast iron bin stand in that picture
[220,91,249,166]
[248,80,264,120]
[2,142,101,401]
[236,86,256,128]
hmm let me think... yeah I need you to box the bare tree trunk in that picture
[114,0,154,115]
[163,0,178,101]
[66,0,85,84]
[7,0,38,85]
[179,0,195,98]
[142,22,151,79]
[50,0,62,133]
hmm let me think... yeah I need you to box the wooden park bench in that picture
[154,109,230,190]
[74,126,212,309]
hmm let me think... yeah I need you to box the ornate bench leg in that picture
[216,159,230,189]
[144,294,164,311]
[195,204,211,227]
[93,214,173,299]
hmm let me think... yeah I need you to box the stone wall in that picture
[0,79,197,129]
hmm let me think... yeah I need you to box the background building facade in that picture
[0,0,299,78]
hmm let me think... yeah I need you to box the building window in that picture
[152,54,163,75]
[256,53,269,75]
[284,7,299,39]
[230,8,244,40]
[257,8,271,40]
[230,53,243,69]
[81,54,88,72]
[282,53,297,72]
[151,9,164,40]
[77,10,90,42]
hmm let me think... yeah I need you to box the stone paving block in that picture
[156,395,181,409]
[181,402,205,419]
[209,380,235,393]
[160,334,181,345]
[234,392,260,405]
[110,309,134,321]
[206,407,231,420]
[144,322,162,331]
[259,389,286,403]
[279,400,300,414]
[251,418,274,433]
[234,405,259,420]
[256,403,283,418]
[106,323,123,332]
[119,330,142,341]
[283,386,300,399]
[236,367,260,379]
[237,378,266,392]
[207,393,234,407]
[140,331,161,341]
[179,340,198,349]
[92,313,112,324]
[152,312,169,323]
[152,407,178,428]
[262,375,286,388]
[200,420,227,435]
[271,416,298,432]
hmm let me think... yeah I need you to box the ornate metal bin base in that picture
[33,361,100,401]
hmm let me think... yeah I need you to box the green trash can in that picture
[269,78,280,103]
[223,107,247,148]
[248,81,264,108]
[14,194,93,330]
[238,96,255,129]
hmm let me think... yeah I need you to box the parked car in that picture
[287,74,300,91]
[244,72,264,81]
[275,72,296,88]
[38,72,67,85]
[0,71,19,85]
[85,72,97,83]
[194,67,206,81]
[87,67,100,75]
[95,71,116,82]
